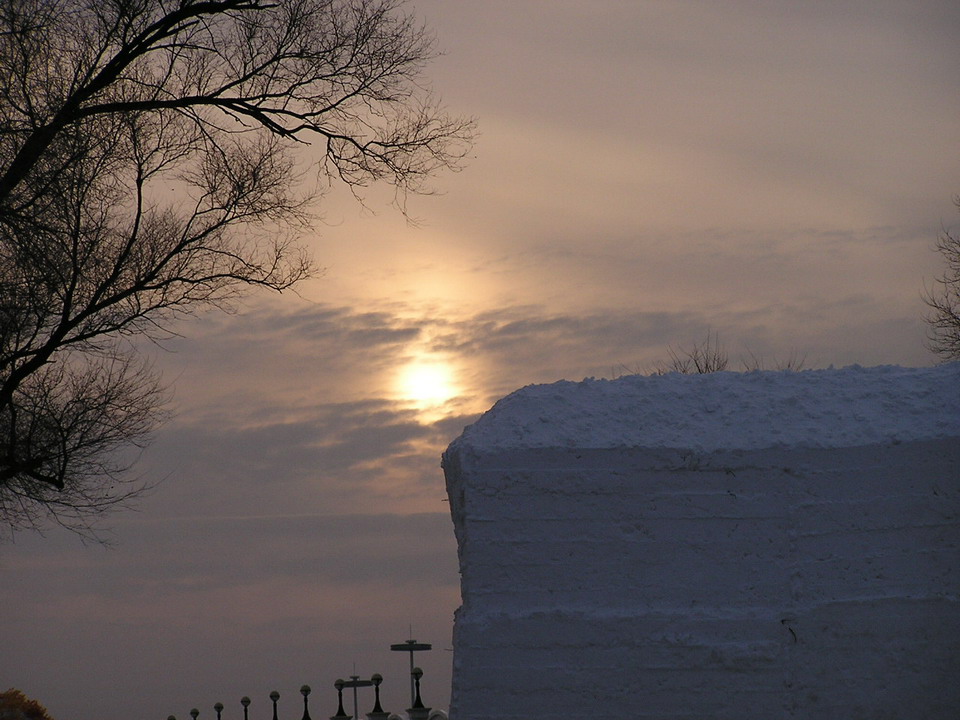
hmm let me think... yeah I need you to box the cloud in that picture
[129,300,727,520]
[148,292,934,445]
[118,293,931,544]
[6,6,955,719]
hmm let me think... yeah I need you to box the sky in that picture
[2,1,959,718]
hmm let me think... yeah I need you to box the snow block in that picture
[442,365,960,720]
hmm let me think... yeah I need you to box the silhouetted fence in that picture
[167,667,446,720]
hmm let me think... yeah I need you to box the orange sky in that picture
[3,2,959,718]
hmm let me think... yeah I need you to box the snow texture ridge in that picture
[443,364,960,720]
[451,363,960,453]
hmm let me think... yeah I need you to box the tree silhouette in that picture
[0,0,473,537]
[0,689,55,720]
[924,198,960,361]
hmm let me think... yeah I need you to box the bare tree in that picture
[0,0,473,536]
[653,330,729,375]
[740,348,807,372]
[923,198,960,361]
[630,331,806,377]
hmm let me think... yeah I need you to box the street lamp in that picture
[367,674,389,720]
[270,691,280,720]
[339,674,373,720]
[407,668,431,720]
[301,685,312,720]
[331,679,350,720]
[390,638,432,707]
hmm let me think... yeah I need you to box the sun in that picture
[397,358,458,409]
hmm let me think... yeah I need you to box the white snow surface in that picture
[452,363,960,453]
[443,364,960,719]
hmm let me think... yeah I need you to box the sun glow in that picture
[397,358,458,409]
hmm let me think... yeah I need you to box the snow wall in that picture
[441,364,960,720]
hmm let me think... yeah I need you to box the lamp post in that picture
[214,703,223,720]
[406,667,431,720]
[270,691,280,720]
[241,696,251,720]
[301,685,312,720]
[366,674,390,720]
[390,638,432,707]
[339,674,373,720]
[331,679,350,720]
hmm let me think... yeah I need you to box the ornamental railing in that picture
[167,639,444,720]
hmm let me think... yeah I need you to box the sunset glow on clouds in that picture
[2,1,959,718]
